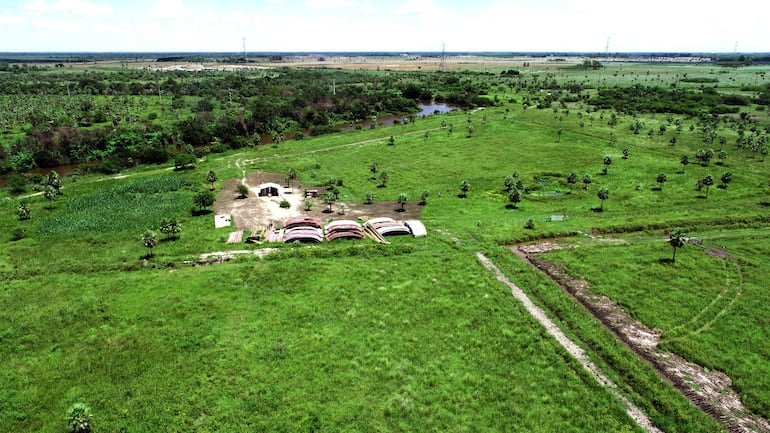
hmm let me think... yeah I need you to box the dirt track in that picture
[513,241,770,433]
[477,253,662,433]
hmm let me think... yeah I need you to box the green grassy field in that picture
[543,228,770,418]
[3,60,770,432]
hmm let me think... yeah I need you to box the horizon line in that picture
[1,51,768,56]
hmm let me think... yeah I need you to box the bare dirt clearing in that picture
[514,240,770,433]
[214,172,422,231]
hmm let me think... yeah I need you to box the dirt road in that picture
[476,252,663,433]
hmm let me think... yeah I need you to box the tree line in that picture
[0,68,491,175]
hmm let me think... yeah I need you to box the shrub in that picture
[66,402,92,433]
[524,218,535,229]
[194,147,211,158]
[17,201,30,220]
[173,153,197,170]
[236,183,249,198]
[7,173,27,195]
[279,199,291,209]
[10,227,25,241]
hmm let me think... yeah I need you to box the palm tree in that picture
[504,175,516,192]
[379,172,389,187]
[44,184,59,208]
[669,229,686,262]
[397,193,408,210]
[582,174,592,189]
[322,192,336,213]
[702,174,714,197]
[142,229,158,257]
[680,154,690,173]
[720,172,733,188]
[603,155,612,174]
[460,179,470,197]
[365,191,375,204]
[508,189,522,208]
[656,173,667,190]
[419,189,429,205]
[369,161,378,179]
[717,149,728,165]
[206,170,218,190]
[286,167,298,187]
[596,186,609,211]
[46,170,62,191]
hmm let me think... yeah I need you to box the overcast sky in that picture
[0,0,766,53]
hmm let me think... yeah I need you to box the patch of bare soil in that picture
[214,172,422,231]
[513,242,770,433]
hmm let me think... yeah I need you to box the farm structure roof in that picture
[258,182,282,197]
[325,220,365,241]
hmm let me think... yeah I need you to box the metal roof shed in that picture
[405,220,427,237]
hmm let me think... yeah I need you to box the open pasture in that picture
[2,57,770,432]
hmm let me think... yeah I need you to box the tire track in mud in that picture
[476,252,663,433]
[664,258,743,343]
[513,242,770,433]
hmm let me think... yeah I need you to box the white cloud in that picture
[26,0,112,17]
[360,2,375,13]
[304,0,355,10]
[395,0,434,16]
[149,0,192,20]
[0,14,27,25]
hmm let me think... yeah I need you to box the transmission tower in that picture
[605,36,610,61]
[439,43,447,70]
[243,37,248,64]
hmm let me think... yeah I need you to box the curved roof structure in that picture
[325,220,364,241]
[283,227,323,243]
[284,217,322,230]
[365,217,411,236]
[405,220,427,237]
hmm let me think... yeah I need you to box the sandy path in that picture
[476,252,663,433]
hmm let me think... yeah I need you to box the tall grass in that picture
[37,175,192,237]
